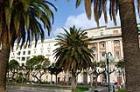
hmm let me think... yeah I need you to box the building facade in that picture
[9,26,139,84]
[9,39,57,66]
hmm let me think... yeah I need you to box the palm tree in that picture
[75,0,140,91]
[0,1,56,91]
[54,26,94,92]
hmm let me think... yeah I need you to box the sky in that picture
[46,0,139,38]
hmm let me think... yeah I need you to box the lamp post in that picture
[105,52,113,92]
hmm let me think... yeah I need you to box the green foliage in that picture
[96,61,106,68]
[26,55,50,70]
[8,59,20,70]
[76,87,88,92]
[48,63,62,75]
[117,88,127,92]
[0,0,56,48]
[15,72,27,83]
[116,60,125,69]
[54,26,94,72]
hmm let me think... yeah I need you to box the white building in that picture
[9,26,139,84]
[9,39,57,66]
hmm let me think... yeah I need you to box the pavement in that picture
[7,86,109,92]
[7,86,71,92]
[87,87,108,92]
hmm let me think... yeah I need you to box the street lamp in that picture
[105,52,113,92]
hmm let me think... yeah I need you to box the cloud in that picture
[53,13,120,37]
[53,13,99,37]
[65,13,98,29]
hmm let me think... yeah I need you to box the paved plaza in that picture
[7,86,71,92]
[7,86,108,92]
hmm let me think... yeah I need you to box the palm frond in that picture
[54,26,94,72]
[76,0,121,26]
[0,0,56,49]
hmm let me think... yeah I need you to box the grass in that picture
[117,88,127,92]
[76,87,89,92]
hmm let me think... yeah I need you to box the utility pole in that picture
[105,52,112,92]
[106,57,110,92]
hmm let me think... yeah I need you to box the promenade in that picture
[7,86,71,92]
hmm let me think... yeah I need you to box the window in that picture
[17,57,20,60]
[114,40,120,47]
[17,51,20,55]
[102,52,106,57]
[22,57,25,61]
[23,51,26,55]
[27,57,30,60]
[113,30,119,34]
[115,51,120,59]
[100,42,106,49]
[100,51,106,60]
[41,50,43,53]
[28,51,31,55]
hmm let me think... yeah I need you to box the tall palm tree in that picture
[75,0,140,91]
[54,26,94,92]
[0,1,56,91]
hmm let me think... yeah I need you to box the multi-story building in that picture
[86,26,123,61]
[9,26,140,84]
[9,39,57,66]
[85,26,124,84]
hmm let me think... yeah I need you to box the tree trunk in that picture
[95,77,98,88]
[83,72,87,84]
[119,1,140,92]
[90,74,93,87]
[55,74,57,85]
[0,46,10,92]
[50,74,52,84]
[71,73,77,92]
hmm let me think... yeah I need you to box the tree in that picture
[89,61,115,87]
[0,1,56,91]
[8,59,19,81]
[48,63,62,85]
[54,26,94,92]
[75,0,140,91]
[26,55,50,83]
[116,60,125,87]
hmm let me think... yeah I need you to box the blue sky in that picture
[46,0,139,38]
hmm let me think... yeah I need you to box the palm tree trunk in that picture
[119,1,140,92]
[71,73,77,92]
[0,46,10,92]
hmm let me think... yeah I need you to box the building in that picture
[9,39,57,66]
[9,26,140,84]
[86,26,123,62]
[85,26,123,84]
